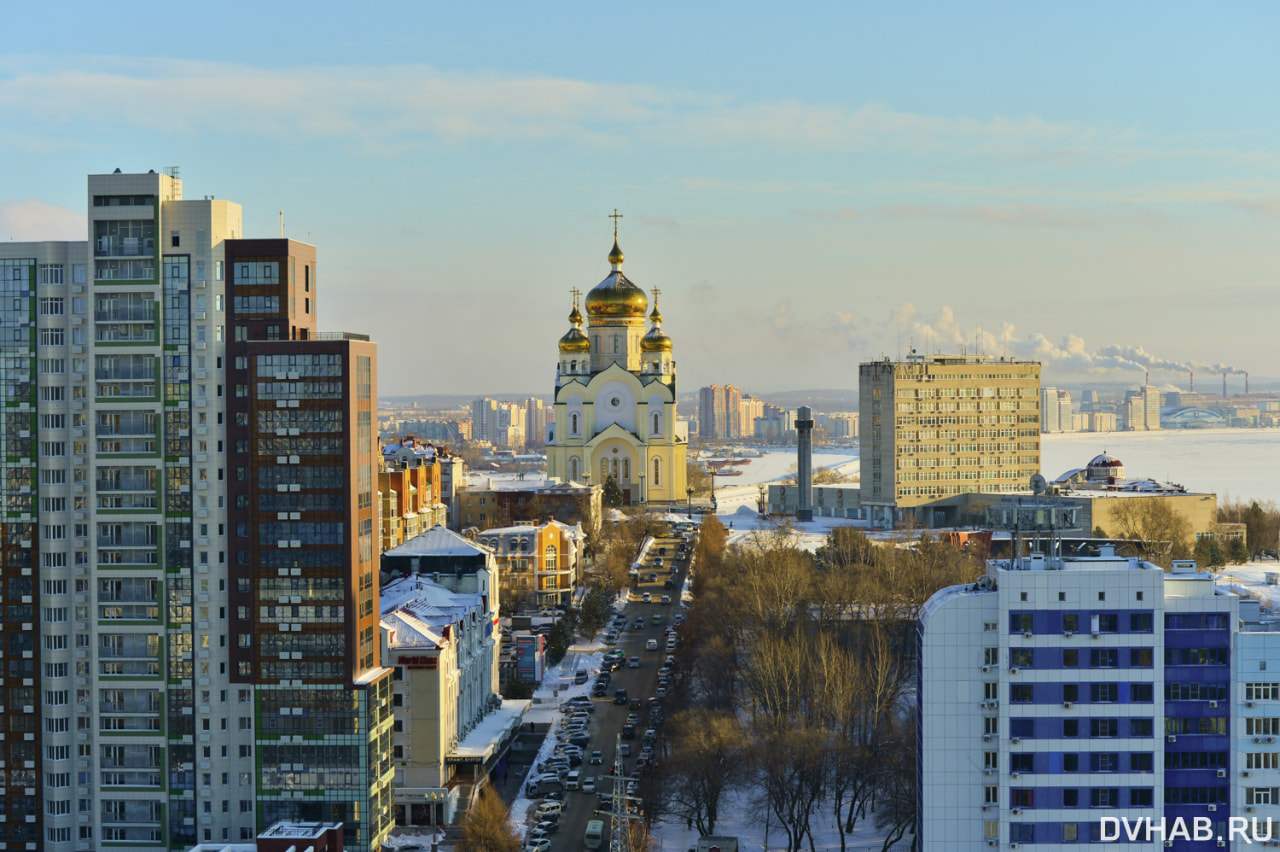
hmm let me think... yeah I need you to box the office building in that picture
[698,384,742,441]
[0,170,389,851]
[918,502,1280,850]
[545,230,687,505]
[1041,387,1074,433]
[859,354,1041,527]
[1124,385,1162,431]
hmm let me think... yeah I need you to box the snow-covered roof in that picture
[384,524,493,558]
[381,573,491,649]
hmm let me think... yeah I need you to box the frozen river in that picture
[705,429,1280,512]
[1041,428,1280,506]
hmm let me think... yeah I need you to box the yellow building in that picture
[476,520,585,608]
[860,354,1041,525]
[546,229,687,505]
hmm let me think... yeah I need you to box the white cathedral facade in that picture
[545,232,688,506]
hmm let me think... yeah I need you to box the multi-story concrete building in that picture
[1124,385,1162,431]
[0,171,390,851]
[859,354,1041,527]
[919,504,1280,851]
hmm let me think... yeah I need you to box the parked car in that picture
[642,592,652,603]
[526,838,551,852]
[661,595,671,604]
[614,689,629,705]
[592,683,608,697]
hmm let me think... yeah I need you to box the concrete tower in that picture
[795,405,814,521]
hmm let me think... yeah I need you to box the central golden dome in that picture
[585,270,647,319]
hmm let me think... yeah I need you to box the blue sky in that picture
[1,1,1276,397]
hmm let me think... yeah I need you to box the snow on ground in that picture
[712,449,858,488]
[649,787,912,852]
[713,505,867,553]
[1212,560,1280,609]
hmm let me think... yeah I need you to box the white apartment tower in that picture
[0,170,255,850]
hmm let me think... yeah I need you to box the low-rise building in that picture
[476,520,586,608]
[380,555,524,826]
[457,475,601,532]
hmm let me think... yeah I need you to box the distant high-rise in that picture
[698,383,742,440]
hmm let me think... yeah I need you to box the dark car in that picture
[622,724,635,739]
[592,683,608,698]
[629,698,642,710]
[663,579,675,590]
[575,670,589,684]
[614,689,629,705]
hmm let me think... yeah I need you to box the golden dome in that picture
[585,270,647,319]
[608,236,625,266]
[558,327,590,353]
[568,304,583,325]
[641,326,673,352]
[649,304,663,325]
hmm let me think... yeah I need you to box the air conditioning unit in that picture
[1022,631,1032,639]
[1091,632,1100,639]
[1247,806,1255,813]
[1207,804,1217,812]
[1209,700,1218,708]
[988,841,997,848]
[1244,771,1252,778]
[1256,737,1264,744]
[981,803,992,811]
[1063,701,1073,709]
[983,768,994,776]
[1011,772,1020,779]
[1165,842,1174,848]
[1011,807,1022,815]
[982,733,993,742]
[1063,631,1073,638]
[1168,735,1177,743]
[1011,737,1021,745]
[1249,701,1257,708]
[1010,668,1020,675]
[1218,840,1226,848]
[981,665,991,673]
[1010,842,1020,849]
[1217,769,1227,778]
[1269,737,1277,744]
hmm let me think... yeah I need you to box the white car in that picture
[646,639,658,651]
[628,656,640,668]
[642,592,652,603]
[526,839,551,852]
[582,775,597,794]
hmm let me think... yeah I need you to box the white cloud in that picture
[0,199,84,241]
[0,56,1173,166]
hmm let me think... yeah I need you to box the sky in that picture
[1,1,1277,398]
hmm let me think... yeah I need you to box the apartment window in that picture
[171,230,180,247]
[39,297,66,315]
[1090,788,1119,808]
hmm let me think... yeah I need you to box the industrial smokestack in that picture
[1145,371,1149,387]
[1224,372,1228,398]
[1189,370,1194,393]
[1246,372,1249,395]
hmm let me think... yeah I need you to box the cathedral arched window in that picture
[652,412,661,436]
[568,457,579,481]
[570,360,576,372]
[653,457,660,487]
[623,459,630,480]
[602,459,609,482]
[611,459,619,479]
[545,545,557,569]
[570,413,579,435]
[613,336,620,354]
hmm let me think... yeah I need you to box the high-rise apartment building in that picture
[1124,385,1163,431]
[859,354,1041,526]
[698,384,742,440]
[1041,387,1074,433]
[0,171,389,852]
[919,509,1279,850]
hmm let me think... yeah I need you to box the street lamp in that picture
[638,472,645,507]
[710,469,717,513]
[686,487,693,519]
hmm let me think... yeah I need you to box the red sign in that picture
[397,655,438,669]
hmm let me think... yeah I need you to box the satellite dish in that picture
[1030,473,1048,495]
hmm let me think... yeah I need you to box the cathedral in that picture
[545,225,688,506]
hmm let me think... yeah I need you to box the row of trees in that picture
[657,520,980,852]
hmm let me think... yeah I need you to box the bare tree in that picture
[458,785,522,852]
[665,708,746,835]
[751,727,828,852]
[1107,497,1193,567]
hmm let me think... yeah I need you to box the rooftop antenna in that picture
[278,211,284,238]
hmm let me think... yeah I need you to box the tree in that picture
[780,464,851,486]
[1093,525,1108,538]
[1105,498,1192,568]
[577,585,613,638]
[687,462,712,498]
[665,708,746,835]
[602,474,625,509]
[458,785,521,852]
